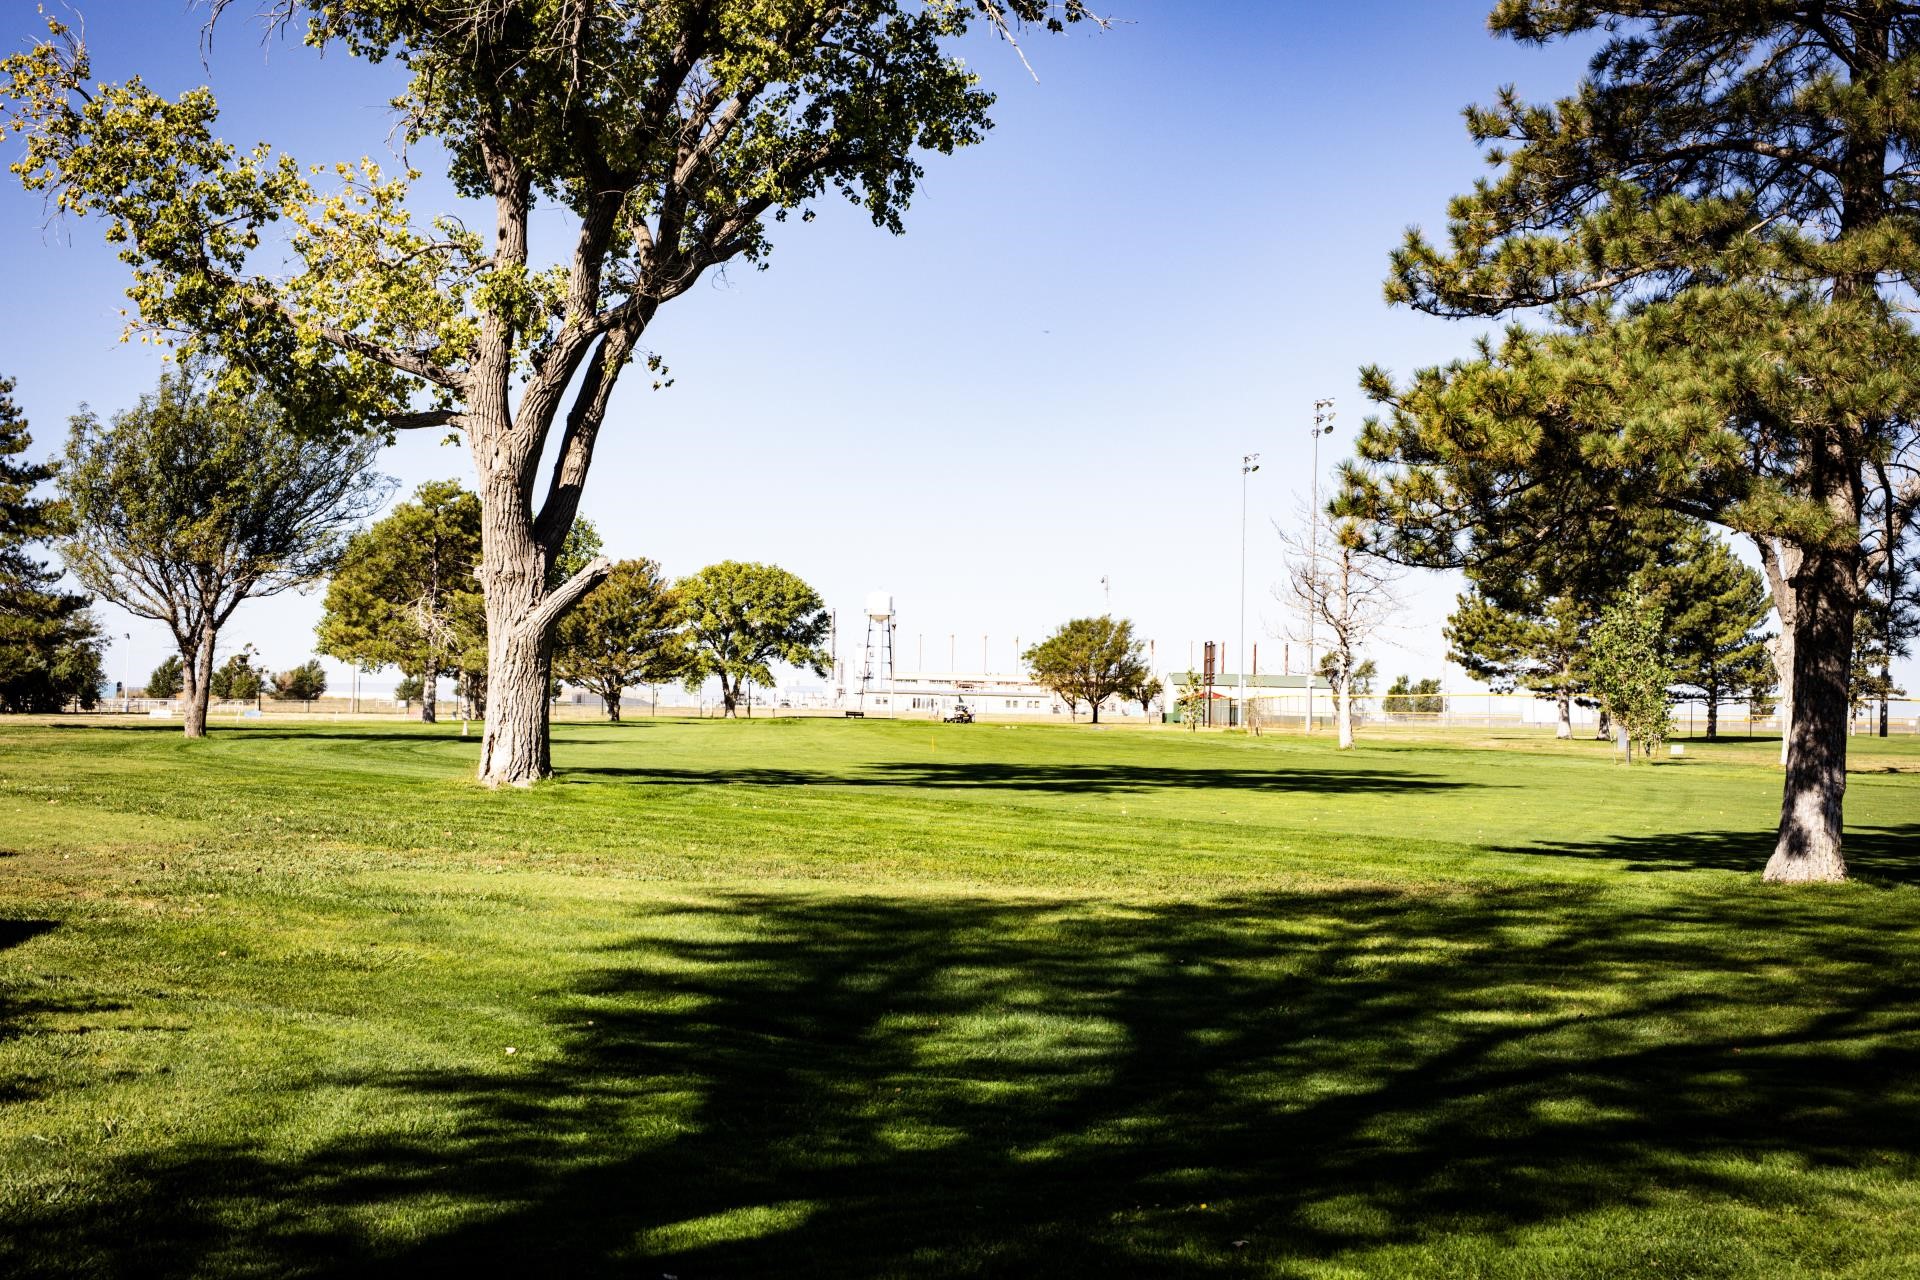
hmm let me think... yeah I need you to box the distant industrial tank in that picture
[865,591,894,622]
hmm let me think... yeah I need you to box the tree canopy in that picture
[1588,590,1676,764]
[553,557,687,721]
[1023,616,1148,725]
[145,654,183,700]
[1341,2,1920,880]
[270,659,328,701]
[1,0,1100,783]
[209,646,263,703]
[0,376,102,713]
[60,368,387,736]
[678,561,829,717]
[1639,527,1775,740]
[317,480,482,724]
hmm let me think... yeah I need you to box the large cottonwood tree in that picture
[1,0,1097,784]
[1344,2,1920,881]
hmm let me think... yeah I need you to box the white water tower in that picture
[859,591,896,716]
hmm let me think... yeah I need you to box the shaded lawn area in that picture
[1,717,1918,1277]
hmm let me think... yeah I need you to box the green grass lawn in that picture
[2,717,1918,1278]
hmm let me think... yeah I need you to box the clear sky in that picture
[6,2,1906,699]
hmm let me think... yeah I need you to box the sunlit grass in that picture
[2,717,1918,1276]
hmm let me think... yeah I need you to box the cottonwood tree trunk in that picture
[604,689,622,722]
[1555,691,1572,739]
[181,624,215,739]
[471,455,608,785]
[1766,545,1859,883]
[421,664,438,724]
[475,466,549,782]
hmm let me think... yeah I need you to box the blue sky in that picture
[10,1,1897,700]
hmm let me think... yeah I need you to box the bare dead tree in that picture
[1276,504,1404,749]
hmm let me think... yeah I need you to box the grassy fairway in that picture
[2,718,1918,1278]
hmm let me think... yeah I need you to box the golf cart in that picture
[942,701,975,724]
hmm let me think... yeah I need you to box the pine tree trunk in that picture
[1766,549,1856,883]
[1770,627,1795,766]
[1706,696,1719,741]
[1555,692,1572,739]
[421,665,438,724]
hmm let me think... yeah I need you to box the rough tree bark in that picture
[1765,543,1861,882]
[180,622,215,739]
[1758,539,1801,769]
[1555,690,1572,739]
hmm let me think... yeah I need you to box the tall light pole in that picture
[121,632,131,713]
[1239,452,1260,729]
[1305,398,1336,733]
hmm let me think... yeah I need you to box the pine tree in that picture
[145,654,183,700]
[1446,590,1589,739]
[0,376,103,713]
[1345,4,1920,880]
[269,659,328,702]
[1637,528,1775,741]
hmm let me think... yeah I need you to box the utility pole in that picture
[120,632,130,713]
[1239,452,1260,732]
[1306,398,1336,734]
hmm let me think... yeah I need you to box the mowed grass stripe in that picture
[2,718,1918,1277]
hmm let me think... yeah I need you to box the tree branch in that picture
[523,556,612,638]
[385,408,463,431]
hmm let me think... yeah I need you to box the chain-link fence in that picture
[1240,691,1920,736]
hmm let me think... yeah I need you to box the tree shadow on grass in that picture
[1493,822,1920,886]
[9,885,1919,1277]
[561,759,1478,797]
[0,918,126,1105]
